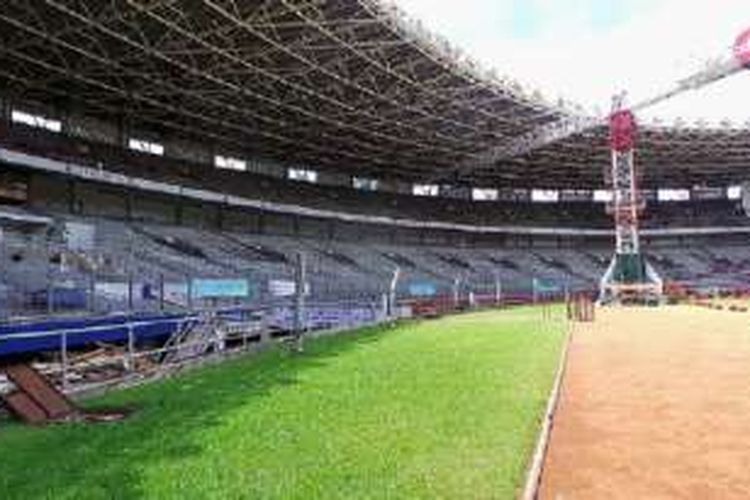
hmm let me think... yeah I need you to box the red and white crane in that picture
[599,28,750,303]
[463,28,750,303]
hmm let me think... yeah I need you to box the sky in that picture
[394,0,750,125]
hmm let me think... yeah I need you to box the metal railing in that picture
[0,298,389,394]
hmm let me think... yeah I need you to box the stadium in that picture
[1,0,750,498]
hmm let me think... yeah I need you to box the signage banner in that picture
[192,279,250,298]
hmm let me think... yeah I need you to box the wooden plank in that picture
[3,364,75,419]
[3,391,48,424]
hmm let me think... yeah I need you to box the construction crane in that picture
[469,27,750,303]
[599,27,750,303]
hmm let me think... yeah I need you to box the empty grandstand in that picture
[2,1,750,498]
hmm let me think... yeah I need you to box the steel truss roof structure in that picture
[485,124,750,189]
[0,1,748,189]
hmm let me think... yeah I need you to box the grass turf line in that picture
[0,307,565,499]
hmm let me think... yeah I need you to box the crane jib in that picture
[733,27,750,66]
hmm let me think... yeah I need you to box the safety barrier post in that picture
[125,324,135,372]
[60,331,69,392]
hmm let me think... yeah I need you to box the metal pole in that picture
[89,272,96,313]
[159,273,165,312]
[47,268,54,316]
[60,331,69,392]
[126,324,135,372]
[293,252,306,351]
[495,273,502,307]
[389,267,400,318]
[127,272,134,312]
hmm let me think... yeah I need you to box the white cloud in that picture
[394,0,750,123]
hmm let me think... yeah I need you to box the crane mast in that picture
[599,94,662,303]
[441,27,750,302]
[599,28,750,303]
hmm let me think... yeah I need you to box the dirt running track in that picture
[540,306,750,499]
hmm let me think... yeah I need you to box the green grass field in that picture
[0,308,565,499]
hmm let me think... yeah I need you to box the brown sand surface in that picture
[540,306,750,499]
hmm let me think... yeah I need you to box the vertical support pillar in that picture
[127,272,134,312]
[494,273,502,307]
[0,96,9,124]
[46,234,54,316]
[158,273,165,312]
[293,252,306,351]
[388,267,400,318]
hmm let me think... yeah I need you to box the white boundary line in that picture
[520,318,573,500]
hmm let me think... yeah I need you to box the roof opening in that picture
[657,188,690,202]
[413,184,439,197]
[288,167,318,183]
[531,189,559,203]
[11,110,61,133]
[593,190,613,203]
[472,188,498,201]
[215,155,247,172]
[128,138,164,156]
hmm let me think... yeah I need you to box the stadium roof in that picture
[1,0,749,189]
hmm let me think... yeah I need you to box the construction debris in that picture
[0,363,128,424]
